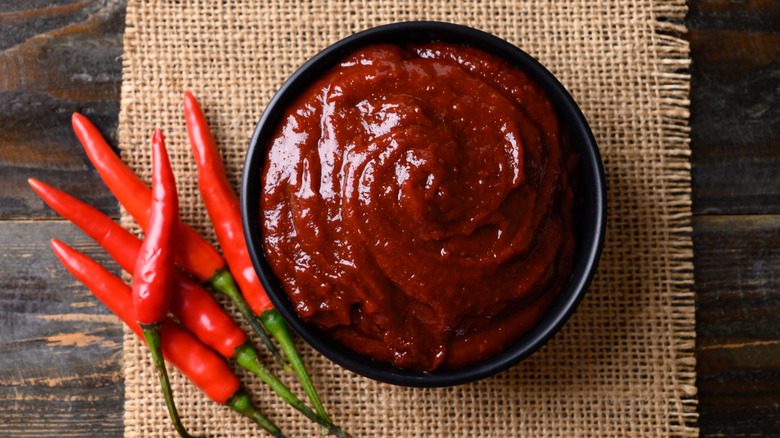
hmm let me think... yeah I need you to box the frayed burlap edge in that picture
[649,2,698,436]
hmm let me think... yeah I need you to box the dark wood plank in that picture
[695,215,780,342]
[0,221,124,438]
[687,0,780,436]
[0,0,125,220]
[687,1,780,215]
[693,214,780,437]
[0,2,126,436]
[688,0,780,33]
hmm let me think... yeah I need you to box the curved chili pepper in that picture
[182,92,270,314]
[72,113,285,367]
[29,178,350,437]
[72,113,223,281]
[29,178,243,358]
[133,129,177,325]
[50,239,285,438]
[133,129,199,438]
[184,91,331,424]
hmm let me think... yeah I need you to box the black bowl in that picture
[241,21,606,387]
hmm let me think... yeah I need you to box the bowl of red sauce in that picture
[242,21,605,386]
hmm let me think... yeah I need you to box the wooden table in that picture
[1,1,778,436]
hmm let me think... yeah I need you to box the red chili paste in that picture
[261,42,578,371]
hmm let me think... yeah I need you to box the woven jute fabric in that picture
[117,0,696,436]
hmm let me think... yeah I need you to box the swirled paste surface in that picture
[261,42,578,371]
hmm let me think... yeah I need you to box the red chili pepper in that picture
[183,91,331,424]
[133,129,200,438]
[50,239,285,438]
[72,113,223,282]
[30,178,349,436]
[169,274,245,358]
[28,178,243,358]
[72,113,285,367]
[183,91,271,314]
[133,129,177,325]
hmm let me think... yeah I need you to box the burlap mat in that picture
[116,1,696,436]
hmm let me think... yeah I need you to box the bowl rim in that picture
[241,21,606,387]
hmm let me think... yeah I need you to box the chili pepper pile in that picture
[31,93,351,438]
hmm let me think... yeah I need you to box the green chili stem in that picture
[142,326,203,438]
[228,391,286,438]
[209,270,289,370]
[260,309,331,425]
[234,344,350,438]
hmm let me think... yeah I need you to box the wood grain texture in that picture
[0,0,125,220]
[688,0,780,436]
[0,1,126,437]
[0,222,124,438]
[693,215,780,437]
[687,0,780,215]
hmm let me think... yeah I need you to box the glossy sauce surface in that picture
[261,42,578,371]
